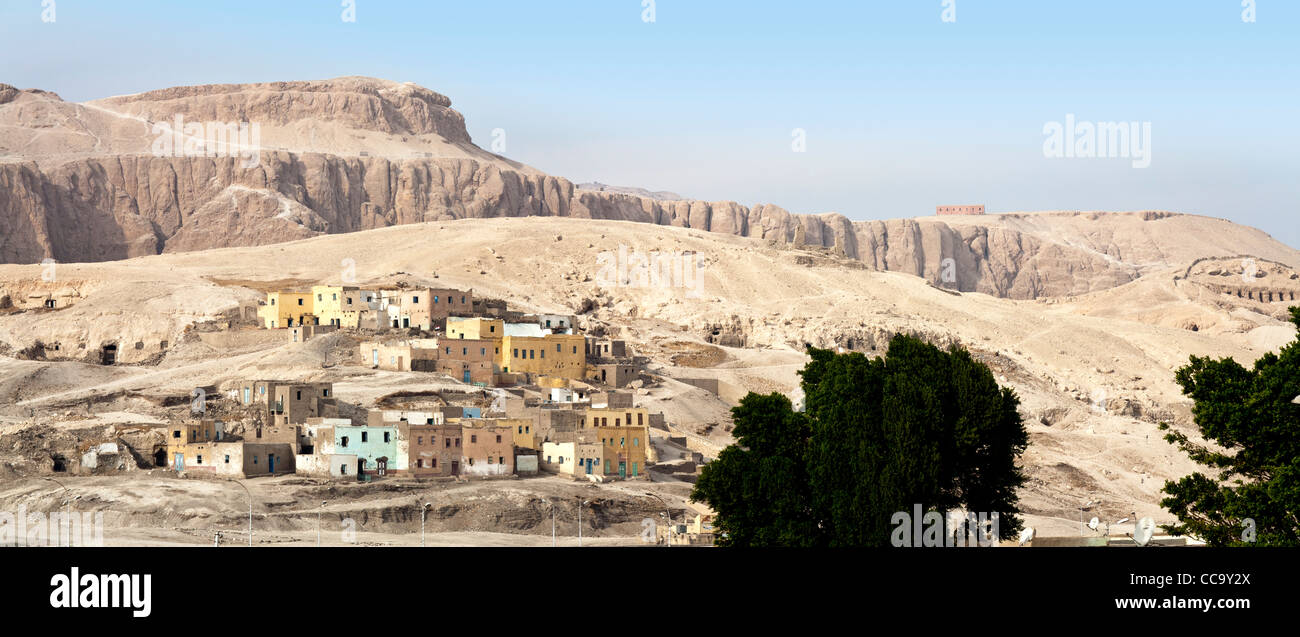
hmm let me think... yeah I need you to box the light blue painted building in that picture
[334,425,397,477]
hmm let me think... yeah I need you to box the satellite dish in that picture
[1133,517,1156,546]
[1088,517,1100,530]
[1018,527,1035,546]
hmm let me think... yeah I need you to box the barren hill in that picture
[0,216,1297,534]
[3,77,1295,301]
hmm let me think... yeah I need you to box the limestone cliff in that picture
[2,78,1297,300]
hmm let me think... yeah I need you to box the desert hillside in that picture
[1,216,1297,536]
[3,77,1295,301]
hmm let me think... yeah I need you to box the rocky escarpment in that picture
[3,77,1298,300]
[93,78,472,144]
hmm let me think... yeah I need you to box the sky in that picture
[2,0,1297,248]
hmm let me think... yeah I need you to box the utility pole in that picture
[230,479,252,546]
[44,477,70,547]
[318,501,326,547]
[421,502,432,547]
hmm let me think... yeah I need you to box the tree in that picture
[1159,306,1300,546]
[691,334,1029,547]
[690,392,818,547]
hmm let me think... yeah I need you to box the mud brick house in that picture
[234,381,338,426]
[460,422,514,477]
[936,205,985,216]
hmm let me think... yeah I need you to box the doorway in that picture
[100,344,117,365]
[174,453,184,471]
[268,453,276,474]
[153,449,167,467]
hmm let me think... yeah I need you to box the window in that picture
[471,435,478,443]
[462,347,467,355]
[296,390,302,400]
[513,348,518,358]
[445,438,450,448]
[297,299,303,306]
[361,432,368,443]
[341,436,349,447]
[556,344,561,353]
[418,436,424,445]
[633,438,639,447]
[383,432,390,443]
[253,455,258,464]
[518,426,523,434]
[172,430,180,439]
[417,459,424,468]
[196,455,203,464]
[499,456,504,465]
[431,459,437,468]
[434,296,440,303]
[495,435,502,443]
[224,455,230,463]
[480,348,486,355]
[413,296,420,304]
[573,346,577,354]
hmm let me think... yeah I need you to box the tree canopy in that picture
[692,334,1028,547]
[1160,307,1300,546]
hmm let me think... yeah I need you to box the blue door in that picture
[268,454,275,474]
[463,369,471,383]
[174,453,184,471]
[585,459,593,474]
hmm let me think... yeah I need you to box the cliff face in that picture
[2,78,1297,300]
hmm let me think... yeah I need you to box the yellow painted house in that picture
[500,333,586,380]
[258,292,316,328]
[447,317,504,341]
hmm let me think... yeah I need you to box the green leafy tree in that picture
[690,393,818,547]
[692,334,1029,547]
[1159,307,1300,546]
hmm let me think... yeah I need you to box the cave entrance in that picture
[51,455,67,472]
[153,449,167,467]
[100,344,117,365]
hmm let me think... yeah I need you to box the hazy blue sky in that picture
[2,0,1297,247]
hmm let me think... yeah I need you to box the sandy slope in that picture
[0,216,1295,538]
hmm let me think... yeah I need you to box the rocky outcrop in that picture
[3,77,1298,300]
